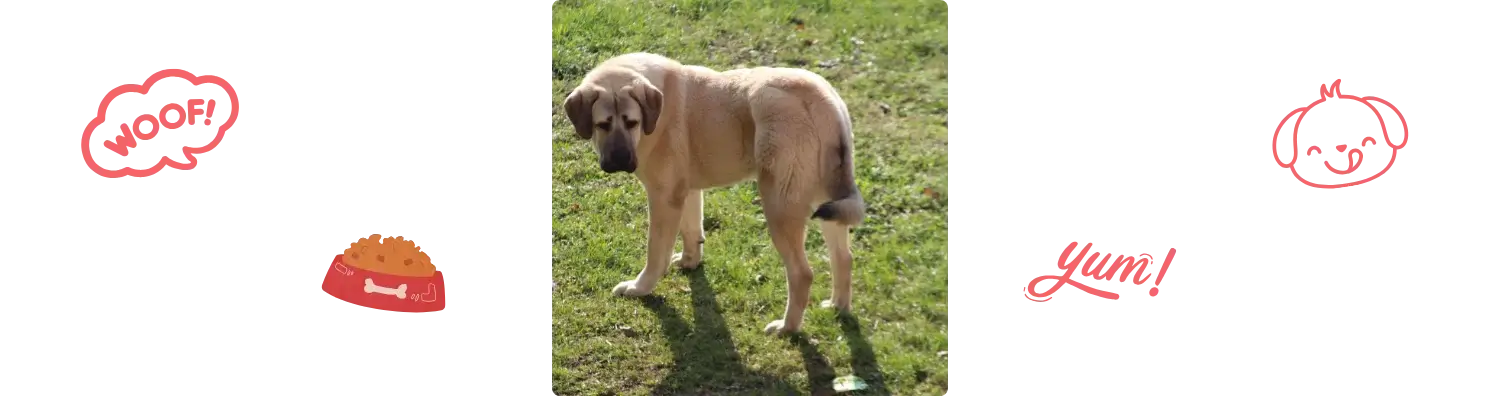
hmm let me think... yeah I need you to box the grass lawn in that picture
[551,1,947,394]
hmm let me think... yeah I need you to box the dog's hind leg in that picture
[819,221,853,312]
[749,83,829,335]
[673,189,704,270]
[760,189,814,336]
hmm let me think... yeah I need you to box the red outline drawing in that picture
[1272,76,1410,192]
[81,67,238,179]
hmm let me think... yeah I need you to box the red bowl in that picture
[322,255,445,312]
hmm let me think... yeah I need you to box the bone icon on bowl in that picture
[364,278,408,299]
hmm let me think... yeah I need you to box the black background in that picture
[966,4,1494,393]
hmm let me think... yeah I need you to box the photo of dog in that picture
[563,52,865,335]
[551,1,947,394]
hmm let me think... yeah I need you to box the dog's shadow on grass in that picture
[641,268,799,395]
[791,310,889,395]
[641,268,888,395]
[838,312,889,394]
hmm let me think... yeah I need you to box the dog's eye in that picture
[624,119,639,129]
[1306,146,1321,156]
[595,122,610,130]
[1361,137,1377,147]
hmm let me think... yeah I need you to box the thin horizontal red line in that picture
[1038,312,1494,321]
[1158,288,1488,297]
[211,151,552,160]
[432,312,549,321]
[152,174,549,183]
[225,136,549,145]
[243,102,555,120]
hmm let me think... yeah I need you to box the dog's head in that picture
[1273,80,1408,188]
[563,68,664,174]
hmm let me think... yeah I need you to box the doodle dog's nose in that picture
[1336,144,1347,152]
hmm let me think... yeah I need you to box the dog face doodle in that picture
[1272,74,1410,193]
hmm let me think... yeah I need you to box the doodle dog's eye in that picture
[595,122,610,130]
[1361,137,1377,147]
[623,118,638,129]
[1307,146,1322,156]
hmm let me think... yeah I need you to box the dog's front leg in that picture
[613,185,685,297]
[672,189,704,269]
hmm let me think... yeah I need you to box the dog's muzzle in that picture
[601,149,636,174]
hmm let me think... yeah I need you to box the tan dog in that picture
[563,53,865,335]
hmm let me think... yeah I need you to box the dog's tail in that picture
[811,104,865,227]
[813,189,865,226]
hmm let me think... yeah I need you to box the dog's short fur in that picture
[563,53,865,335]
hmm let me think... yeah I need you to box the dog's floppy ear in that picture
[1272,107,1307,168]
[630,84,664,135]
[1363,96,1407,149]
[564,87,599,139]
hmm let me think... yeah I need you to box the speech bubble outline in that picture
[81,69,240,178]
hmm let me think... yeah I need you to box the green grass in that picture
[551,1,947,394]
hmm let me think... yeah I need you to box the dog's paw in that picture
[671,252,701,270]
[611,280,653,297]
[820,299,851,312]
[763,319,800,336]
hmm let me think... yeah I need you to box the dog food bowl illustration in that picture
[322,254,445,312]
